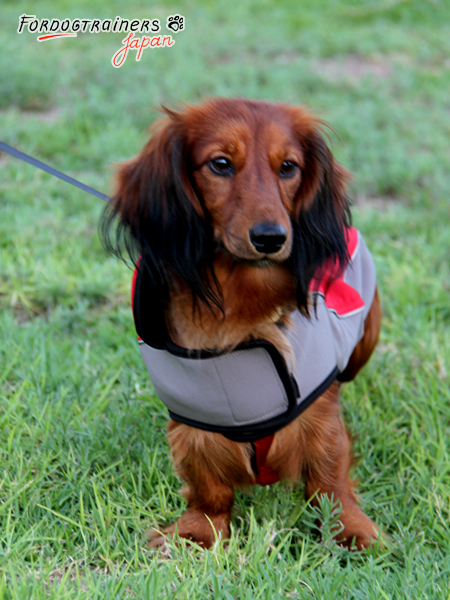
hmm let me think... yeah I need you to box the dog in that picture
[102,98,382,550]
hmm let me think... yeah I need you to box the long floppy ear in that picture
[100,116,221,312]
[288,112,352,312]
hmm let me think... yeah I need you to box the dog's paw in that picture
[146,528,175,549]
[342,526,390,552]
[147,509,230,549]
[335,511,384,551]
[166,15,184,32]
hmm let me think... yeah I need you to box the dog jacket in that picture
[132,228,376,451]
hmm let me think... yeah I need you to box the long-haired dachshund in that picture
[102,98,382,550]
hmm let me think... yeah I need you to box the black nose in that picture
[249,222,288,254]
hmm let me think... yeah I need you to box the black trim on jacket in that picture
[133,264,339,442]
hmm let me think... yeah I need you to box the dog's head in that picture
[101,98,351,312]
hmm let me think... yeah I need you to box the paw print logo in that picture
[166,15,184,32]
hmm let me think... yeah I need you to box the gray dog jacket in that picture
[132,228,376,442]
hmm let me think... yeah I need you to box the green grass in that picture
[1,0,450,597]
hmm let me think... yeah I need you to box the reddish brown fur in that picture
[112,99,382,550]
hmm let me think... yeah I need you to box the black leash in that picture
[0,140,111,203]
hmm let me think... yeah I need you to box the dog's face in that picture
[103,98,351,311]
[186,102,305,265]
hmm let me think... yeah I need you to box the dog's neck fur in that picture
[166,256,297,358]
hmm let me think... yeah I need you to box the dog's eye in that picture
[279,161,298,178]
[208,157,234,176]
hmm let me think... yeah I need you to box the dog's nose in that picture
[249,222,288,254]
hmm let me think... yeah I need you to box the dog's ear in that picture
[100,116,221,312]
[287,109,352,312]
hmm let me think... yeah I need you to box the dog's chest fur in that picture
[166,255,296,354]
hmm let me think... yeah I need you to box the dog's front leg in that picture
[148,421,253,549]
[300,384,380,550]
[148,476,234,549]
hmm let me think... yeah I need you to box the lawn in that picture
[1,0,450,597]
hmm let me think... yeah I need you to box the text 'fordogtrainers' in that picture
[17,14,185,67]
